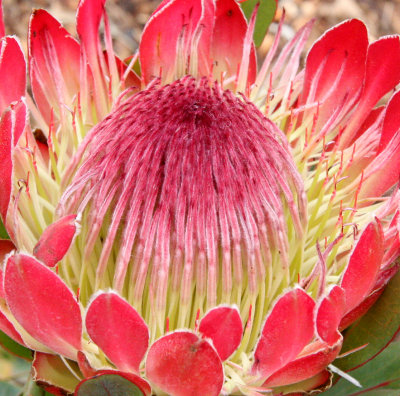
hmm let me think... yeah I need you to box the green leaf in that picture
[0,331,32,361]
[132,56,141,77]
[0,218,9,239]
[0,381,20,396]
[76,374,144,396]
[240,0,277,47]
[323,340,400,395]
[323,272,400,395]
[336,271,400,372]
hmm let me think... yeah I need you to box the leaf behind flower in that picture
[240,0,277,47]
[325,271,400,394]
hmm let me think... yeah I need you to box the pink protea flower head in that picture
[59,76,306,312]
[1,0,400,395]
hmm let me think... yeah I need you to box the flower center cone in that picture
[58,76,306,351]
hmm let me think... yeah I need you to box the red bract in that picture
[199,306,243,361]
[85,292,149,373]
[140,0,256,85]
[0,0,399,395]
[146,331,224,396]
[4,254,82,359]
[253,288,315,380]
[33,215,78,267]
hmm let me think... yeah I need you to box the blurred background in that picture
[0,0,400,394]
[3,0,400,60]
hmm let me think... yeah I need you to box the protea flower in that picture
[1,0,400,395]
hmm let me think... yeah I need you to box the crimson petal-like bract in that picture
[4,254,82,360]
[360,90,400,199]
[316,285,346,346]
[0,100,27,225]
[33,215,78,267]
[199,305,243,361]
[211,0,256,85]
[0,37,26,116]
[252,288,315,380]
[146,331,224,396]
[85,291,149,373]
[264,341,342,388]
[340,219,384,314]
[301,19,368,131]
[29,9,80,125]
[140,0,215,84]
[340,35,400,148]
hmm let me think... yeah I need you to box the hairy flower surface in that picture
[0,0,400,395]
